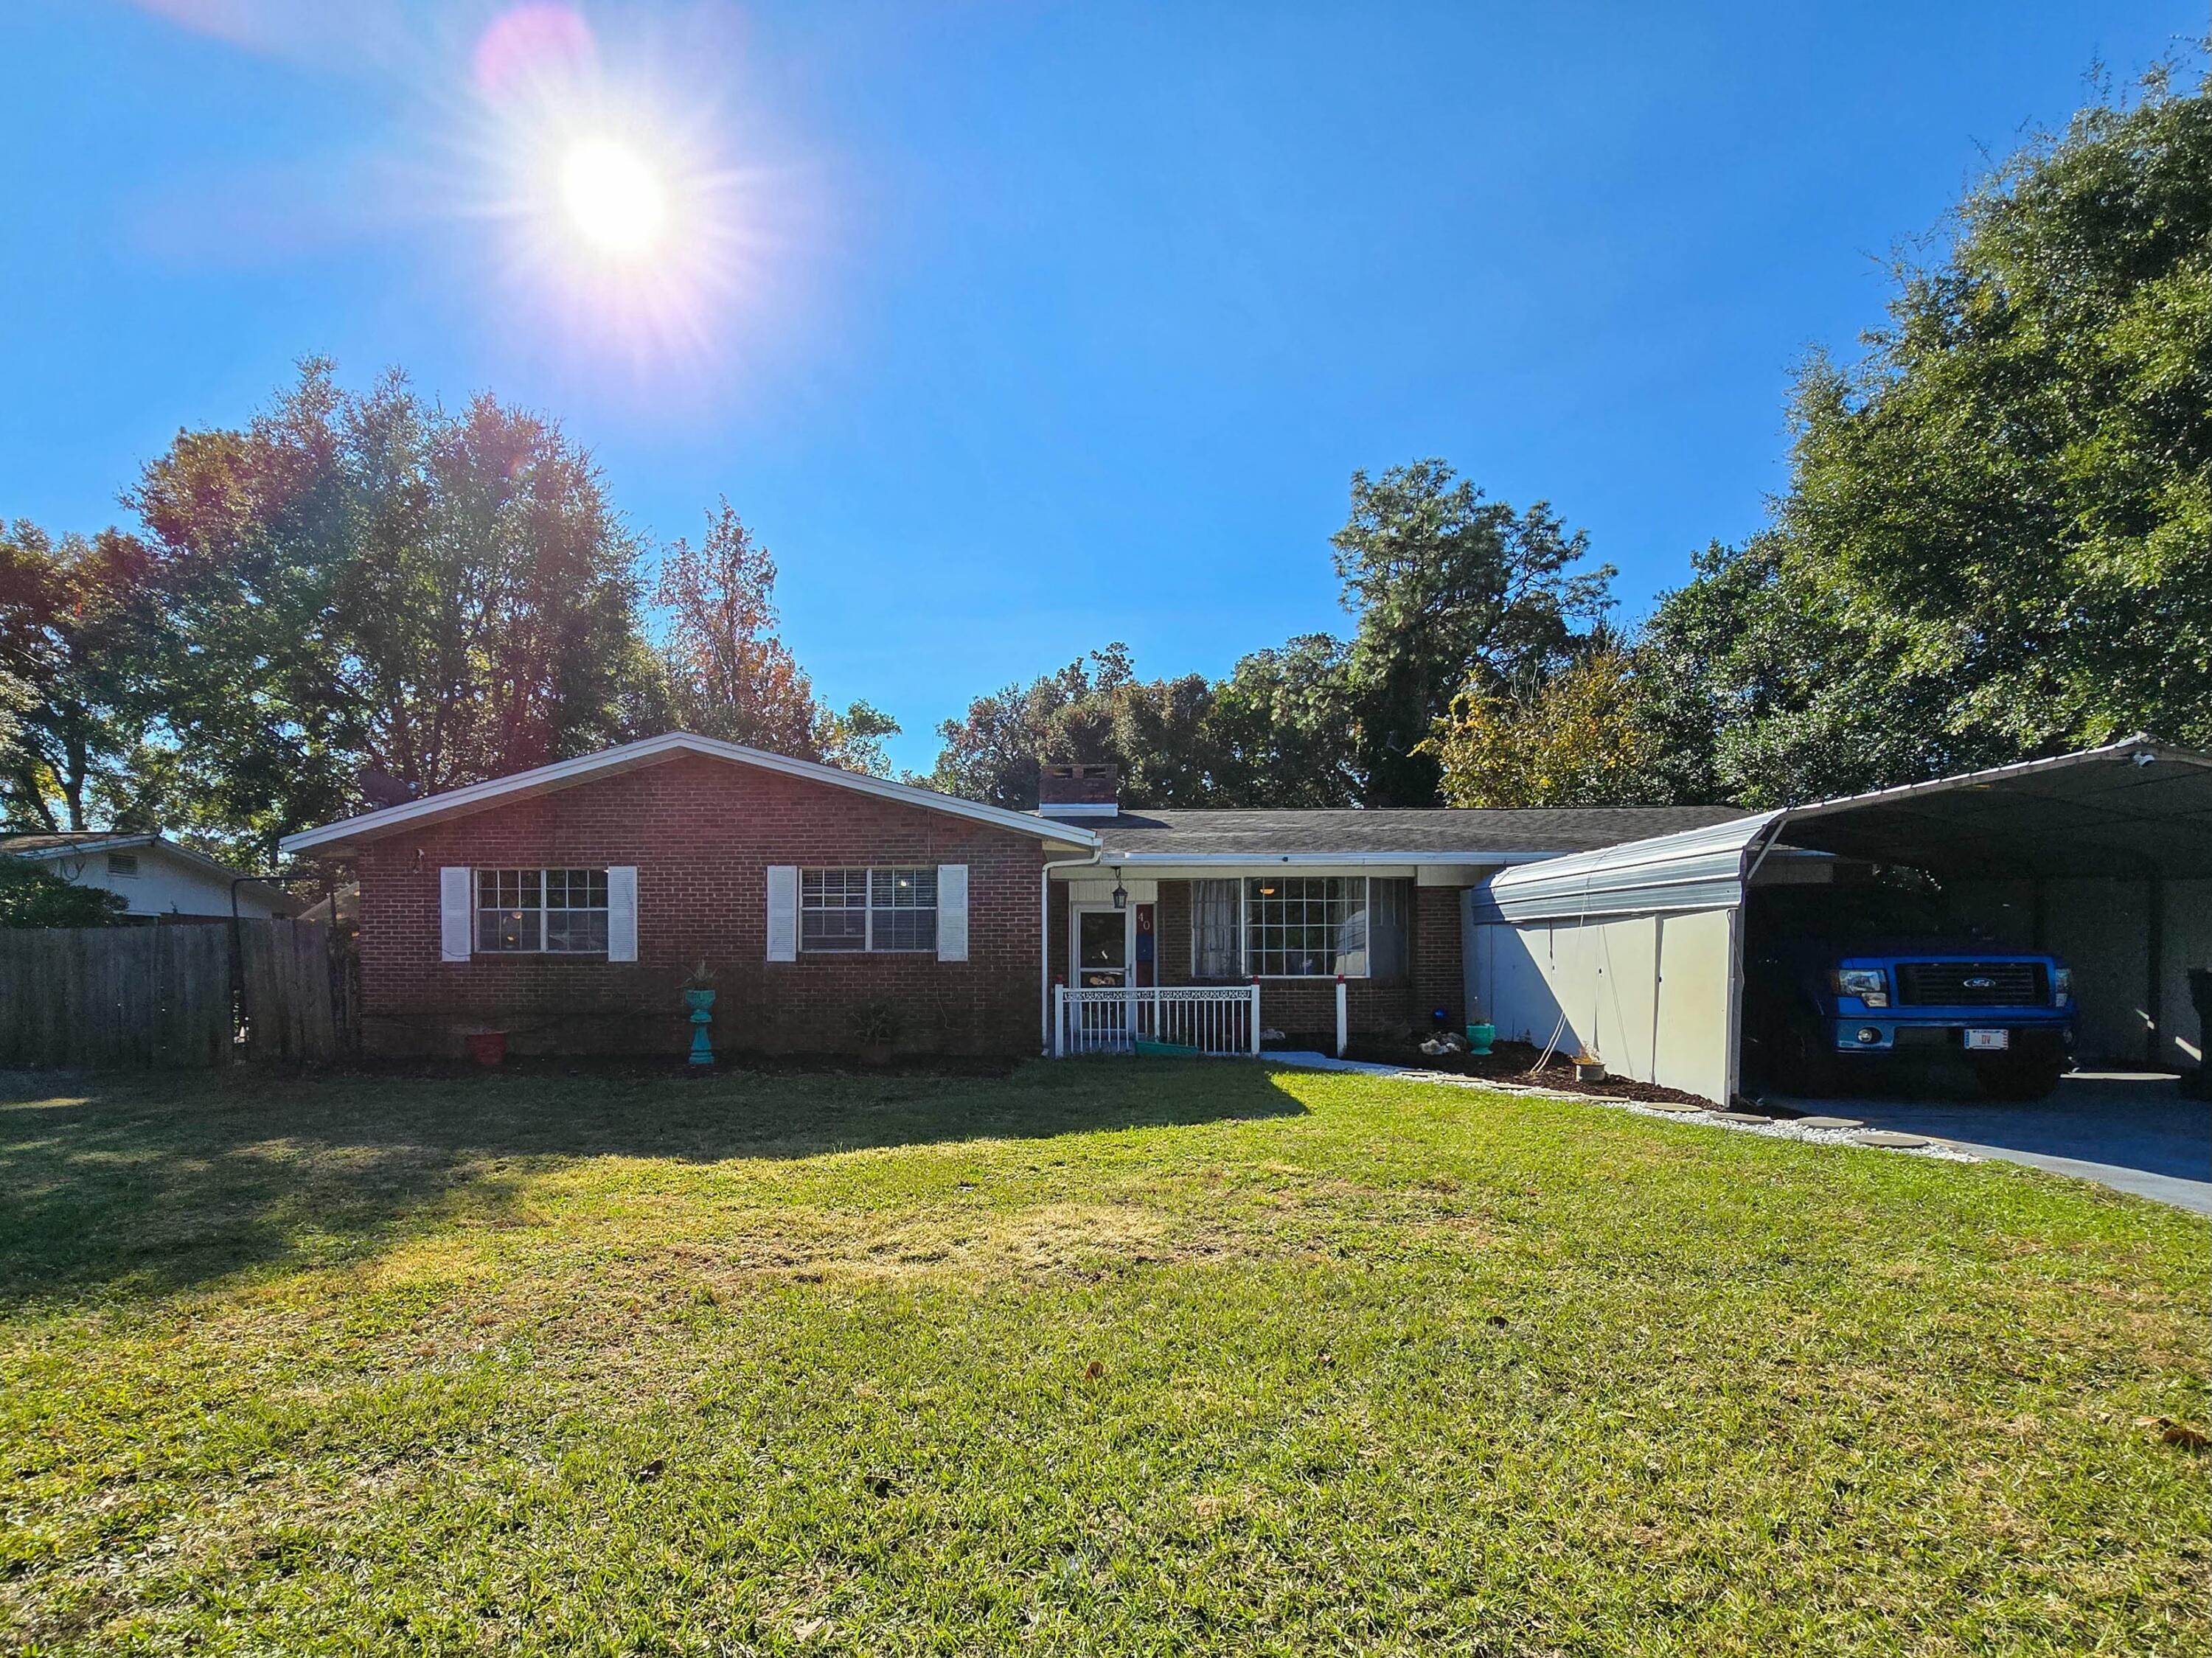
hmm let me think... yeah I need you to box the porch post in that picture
[1335,974,1348,1058]
[1249,978,1262,1057]
[1053,983,1065,1058]
[1124,975,1138,1053]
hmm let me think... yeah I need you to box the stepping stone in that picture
[1792,1115,1865,1131]
[1711,1110,1774,1124]
[1847,1129,1930,1149]
[1641,1101,1707,1115]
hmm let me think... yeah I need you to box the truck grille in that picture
[1894,961,2047,1007]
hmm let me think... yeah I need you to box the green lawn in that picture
[1,1061,2205,1656]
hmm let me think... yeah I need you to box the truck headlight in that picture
[2052,966,2072,1008]
[1832,968,1888,1008]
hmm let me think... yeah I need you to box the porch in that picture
[1044,864,1469,1056]
[1052,982,1269,1057]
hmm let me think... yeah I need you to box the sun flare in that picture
[559,136,667,257]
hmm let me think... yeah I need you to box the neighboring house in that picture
[275,734,1737,1059]
[0,832,297,922]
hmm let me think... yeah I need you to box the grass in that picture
[0,1059,2205,1656]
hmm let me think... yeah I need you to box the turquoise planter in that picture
[1466,1022,1495,1056]
[684,986,716,1066]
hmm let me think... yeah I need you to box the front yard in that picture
[1,1060,2205,1654]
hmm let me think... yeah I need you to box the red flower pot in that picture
[466,1030,507,1068]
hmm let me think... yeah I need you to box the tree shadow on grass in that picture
[0,1059,1309,1308]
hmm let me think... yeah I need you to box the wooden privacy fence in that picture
[0,919,349,1070]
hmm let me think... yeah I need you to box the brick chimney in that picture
[1037,762,1119,820]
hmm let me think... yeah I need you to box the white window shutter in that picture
[936,864,969,961]
[439,867,472,962]
[606,866,639,962]
[765,865,799,961]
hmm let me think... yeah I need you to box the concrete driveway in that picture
[1773,1070,2212,1215]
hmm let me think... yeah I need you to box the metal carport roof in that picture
[1770,736,2212,879]
[1475,736,2212,923]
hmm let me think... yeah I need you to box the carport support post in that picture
[2146,877,2165,1070]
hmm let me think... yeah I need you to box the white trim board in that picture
[278,733,1102,856]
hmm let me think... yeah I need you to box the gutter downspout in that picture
[1042,845,1104,1053]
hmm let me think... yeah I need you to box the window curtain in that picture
[1368,879,1413,980]
[1333,882,1371,977]
[1193,879,1241,978]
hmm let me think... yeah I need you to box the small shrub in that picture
[0,860,130,928]
[849,998,905,1048]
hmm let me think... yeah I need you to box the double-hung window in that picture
[1248,876,1367,977]
[477,868,610,954]
[1191,876,1413,980]
[801,867,937,954]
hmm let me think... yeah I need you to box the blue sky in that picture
[2,2,2200,773]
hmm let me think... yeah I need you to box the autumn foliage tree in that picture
[654,502,898,775]
[128,363,650,854]
[1419,644,1667,808]
[0,522,159,833]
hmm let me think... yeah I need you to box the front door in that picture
[1074,905,1132,989]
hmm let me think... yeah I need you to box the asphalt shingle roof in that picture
[1079,804,1753,860]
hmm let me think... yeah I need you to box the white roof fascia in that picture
[277,732,1102,855]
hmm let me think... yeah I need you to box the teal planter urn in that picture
[681,960,718,1066]
[684,988,716,1065]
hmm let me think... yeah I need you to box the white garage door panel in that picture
[1652,908,1734,1105]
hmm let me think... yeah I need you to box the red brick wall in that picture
[352,754,1046,1058]
[1414,883,1467,1031]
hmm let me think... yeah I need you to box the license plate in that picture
[1964,1029,2009,1052]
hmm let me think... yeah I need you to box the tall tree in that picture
[1420,639,1668,808]
[653,501,900,775]
[1641,63,2212,804]
[129,362,650,854]
[1331,461,1615,804]
[0,522,158,833]
[655,502,826,758]
[1204,635,1360,807]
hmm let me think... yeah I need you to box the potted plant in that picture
[681,960,717,1067]
[849,997,903,1067]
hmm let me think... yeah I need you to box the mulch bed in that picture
[1335,1036,1721,1110]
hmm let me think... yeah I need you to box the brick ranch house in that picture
[278,734,1738,1059]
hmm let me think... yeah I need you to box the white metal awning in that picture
[1468,812,1780,924]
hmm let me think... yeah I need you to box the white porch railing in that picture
[1053,983,1262,1057]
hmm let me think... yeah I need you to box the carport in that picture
[1466,737,2212,1104]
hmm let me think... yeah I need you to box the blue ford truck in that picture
[1746,884,2075,1100]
